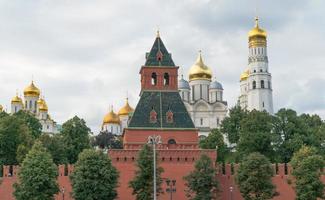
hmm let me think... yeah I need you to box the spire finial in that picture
[197,50,204,64]
[156,29,160,38]
[255,16,259,27]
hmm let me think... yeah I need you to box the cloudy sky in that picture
[0,0,324,133]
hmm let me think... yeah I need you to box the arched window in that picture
[168,139,176,145]
[163,73,169,86]
[252,81,256,89]
[151,73,157,86]
[261,80,265,88]
[29,100,32,109]
[149,108,157,123]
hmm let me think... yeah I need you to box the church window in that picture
[166,110,173,123]
[263,102,265,107]
[15,106,17,113]
[258,48,260,54]
[192,86,195,100]
[252,81,256,89]
[260,69,263,72]
[268,81,271,89]
[150,108,157,123]
[156,50,163,61]
[168,139,176,145]
[25,101,27,108]
[34,101,37,111]
[254,48,256,54]
[47,125,49,129]
[253,70,256,73]
[151,73,157,85]
[29,101,32,109]
[200,118,203,126]
[261,80,265,88]
[200,85,202,99]
[217,118,220,126]
[163,73,169,86]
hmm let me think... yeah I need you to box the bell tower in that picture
[140,31,178,93]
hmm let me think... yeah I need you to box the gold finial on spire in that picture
[156,29,160,38]
[255,16,259,27]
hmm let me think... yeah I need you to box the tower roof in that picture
[144,31,175,67]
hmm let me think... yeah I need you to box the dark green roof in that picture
[144,36,175,67]
[128,91,195,129]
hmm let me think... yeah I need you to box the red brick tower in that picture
[109,32,217,200]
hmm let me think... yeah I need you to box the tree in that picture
[14,110,42,138]
[291,146,324,200]
[92,130,123,149]
[199,129,228,162]
[129,144,163,200]
[273,108,310,163]
[70,149,119,200]
[221,106,247,144]
[237,110,276,161]
[39,134,67,164]
[14,141,59,200]
[184,154,219,200]
[0,115,34,165]
[60,116,91,163]
[236,152,275,200]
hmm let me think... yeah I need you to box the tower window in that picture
[166,110,173,123]
[163,73,169,86]
[260,69,263,72]
[268,81,271,89]
[168,139,176,145]
[217,118,220,126]
[151,73,157,86]
[149,108,157,123]
[261,80,265,88]
[252,81,256,89]
[200,118,203,126]
[29,101,32,109]
[263,102,265,107]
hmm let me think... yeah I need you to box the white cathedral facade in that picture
[179,53,228,137]
[239,17,274,114]
[6,81,58,133]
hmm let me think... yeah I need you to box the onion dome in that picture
[38,98,48,111]
[210,80,223,90]
[11,94,23,104]
[103,109,120,124]
[118,98,134,116]
[189,52,213,81]
[240,69,250,81]
[24,81,40,97]
[0,104,3,111]
[248,17,267,48]
[178,75,190,90]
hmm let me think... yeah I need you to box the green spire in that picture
[145,32,175,67]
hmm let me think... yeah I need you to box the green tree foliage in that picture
[14,141,59,200]
[129,144,163,200]
[0,115,34,165]
[91,130,123,149]
[199,129,228,162]
[14,110,42,138]
[70,149,119,200]
[236,152,275,200]
[291,146,324,200]
[39,134,67,164]
[184,154,219,200]
[237,110,276,161]
[60,116,91,163]
[221,106,247,144]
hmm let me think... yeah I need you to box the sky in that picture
[0,0,324,133]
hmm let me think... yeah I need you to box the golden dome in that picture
[118,98,134,116]
[189,52,213,81]
[0,104,3,111]
[11,94,23,104]
[240,69,250,81]
[24,81,40,97]
[248,17,267,47]
[38,98,48,111]
[103,109,120,124]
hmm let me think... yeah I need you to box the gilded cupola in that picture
[103,109,120,124]
[240,69,250,81]
[0,104,3,111]
[11,93,23,104]
[38,98,48,111]
[24,81,40,97]
[189,52,213,81]
[118,98,134,116]
[248,17,267,48]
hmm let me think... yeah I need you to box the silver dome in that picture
[210,81,223,90]
[178,78,190,90]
